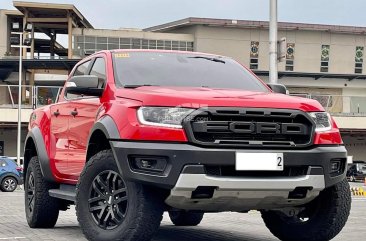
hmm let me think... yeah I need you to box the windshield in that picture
[113,52,268,92]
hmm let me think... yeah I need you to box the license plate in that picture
[235,153,284,171]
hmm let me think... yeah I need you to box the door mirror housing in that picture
[267,83,288,95]
[65,75,104,97]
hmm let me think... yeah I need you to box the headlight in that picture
[308,112,332,132]
[137,107,195,128]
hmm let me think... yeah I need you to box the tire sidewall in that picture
[76,153,142,240]
[25,160,35,223]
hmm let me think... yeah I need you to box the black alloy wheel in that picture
[88,170,128,230]
[27,173,35,213]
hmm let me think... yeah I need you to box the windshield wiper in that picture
[123,84,159,89]
[189,56,226,64]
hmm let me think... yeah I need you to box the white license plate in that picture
[235,153,284,171]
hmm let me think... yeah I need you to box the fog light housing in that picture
[330,161,340,172]
[329,158,345,177]
[130,156,168,174]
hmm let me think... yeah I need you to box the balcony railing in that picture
[0,86,365,116]
[291,94,366,116]
[0,85,62,109]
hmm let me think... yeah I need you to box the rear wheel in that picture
[169,211,204,226]
[261,179,351,241]
[25,156,60,228]
[1,176,17,192]
[76,150,164,241]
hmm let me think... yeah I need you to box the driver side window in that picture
[65,60,91,99]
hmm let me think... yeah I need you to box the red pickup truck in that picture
[24,50,350,241]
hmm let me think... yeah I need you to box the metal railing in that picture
[0,85,62,109]
[291,94,366,116]
[1,85,365,116]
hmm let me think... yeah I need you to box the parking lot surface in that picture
[0,184,365,241]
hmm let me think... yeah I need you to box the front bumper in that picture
[111,141,346,210]
[111,141,347,189]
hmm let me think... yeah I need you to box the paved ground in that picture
[0,182,365,241]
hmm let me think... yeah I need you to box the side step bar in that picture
[49,184,76,202]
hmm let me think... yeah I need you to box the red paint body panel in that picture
[28,50,343,184]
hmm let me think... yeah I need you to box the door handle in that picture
[53,110,60,117]
[71,109,78,117]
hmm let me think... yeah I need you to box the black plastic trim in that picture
[25,127,55,182]
[49,184,76,202]
[88,115,120,142]
[110,141,347,189]
[182,107,316,149]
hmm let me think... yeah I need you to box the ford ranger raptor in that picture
[24,50,351,241]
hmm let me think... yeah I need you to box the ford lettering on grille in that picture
[228,122,307,135]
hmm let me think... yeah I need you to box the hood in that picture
[116,86,324,112]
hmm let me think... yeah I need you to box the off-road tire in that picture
[261,179,351,241]
[0,176,18,192]
[169,211,204,226]
[25,156,60,228]
[76,149,164,241]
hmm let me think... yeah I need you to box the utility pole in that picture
[17,33,23,167]
[269,0,278,84]
[11,23,32,167]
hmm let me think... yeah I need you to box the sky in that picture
[1,0,366,30]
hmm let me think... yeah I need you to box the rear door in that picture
[50,60,92,179]
[67,57,107,179]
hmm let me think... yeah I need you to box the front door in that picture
[67,98,100,179]
[67,57,106,180]
[50,102,72,178]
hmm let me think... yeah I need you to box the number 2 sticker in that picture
[277,156,283,167]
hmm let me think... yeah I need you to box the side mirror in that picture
[267,83,288,95]
[65,75,104,97]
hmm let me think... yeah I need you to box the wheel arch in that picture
[0,172,21,184]
[24,127,55,182]
[86,115,120,162]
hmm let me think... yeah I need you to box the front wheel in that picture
[1,176,18,192]
[261,179,351,241]
[76,150,164,241]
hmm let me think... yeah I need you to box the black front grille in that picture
[183,108,314,148]
[205,165,309,177]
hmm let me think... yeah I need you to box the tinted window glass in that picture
[73,60,91,76]
[113,52,267,92]
[90,58,106,87]
[66,60,91,99]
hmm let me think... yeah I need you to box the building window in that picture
[285,43,295,71]
[73,35,194,57]
[355,46,363,74]
[320,45,330,72]
[250,41,259,69]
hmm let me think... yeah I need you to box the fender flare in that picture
[24,127,55,182]
[88,115,120,141]
[86,115,120,158]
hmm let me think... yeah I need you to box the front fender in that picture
[24,127,55,182]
